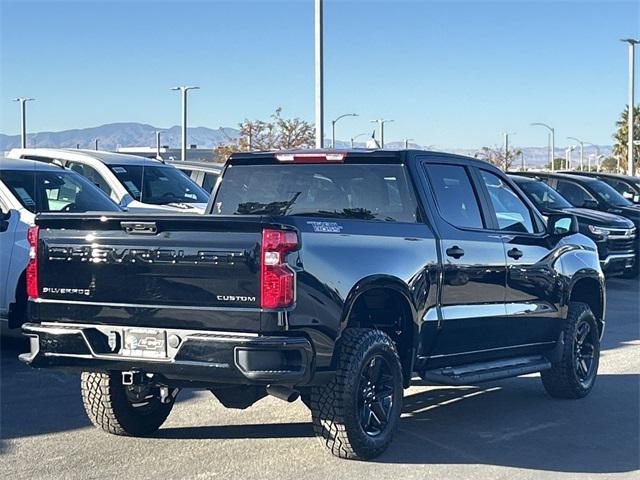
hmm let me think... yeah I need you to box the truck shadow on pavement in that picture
[381,373,640,473]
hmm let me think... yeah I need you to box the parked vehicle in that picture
[510,174,637,277]
[7,148,209,213]
[562,171,640,204]
[518,171,640,277]
[0,157,121,335]
[167,160,222,193]
[21,150,605,460]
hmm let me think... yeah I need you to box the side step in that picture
[421,355,552,386]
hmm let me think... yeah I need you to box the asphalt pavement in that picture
[1,277,638,479]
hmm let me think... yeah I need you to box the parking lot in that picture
[0,277,637,480]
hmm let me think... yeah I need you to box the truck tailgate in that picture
[32,214,270,331]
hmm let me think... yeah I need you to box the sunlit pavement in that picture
[2,277,638,480]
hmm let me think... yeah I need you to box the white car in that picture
[167,160,223,193]
[7,148,210,213]
[0,157,121,335]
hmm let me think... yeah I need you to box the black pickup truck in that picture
[21,150,605,460]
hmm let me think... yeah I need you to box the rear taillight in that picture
[260,228,298,309]
[26,225,39,299]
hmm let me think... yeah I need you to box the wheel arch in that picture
[567,274,605,337]
[337,275,418,386]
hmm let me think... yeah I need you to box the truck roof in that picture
[227,149,491,168]
[8,148,166,167]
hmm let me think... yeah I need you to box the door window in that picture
[66,161,112,197]
[424,164,484,229]
[202,172,219,192]
[479,170,536,234]
[555,180,596,207]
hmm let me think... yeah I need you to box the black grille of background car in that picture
[607,233,637,253]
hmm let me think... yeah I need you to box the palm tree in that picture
[613,105,640,172]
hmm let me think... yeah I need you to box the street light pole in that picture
[567,137,584,171]
[622,39,638,176]
[404,138,414,149]
[566,146,575,169]
[371,119,394,148]
[14,97,35,148]
[531,122,555,171]
[350,132,368,148]
[171,86,199,161]
[584,142,600,171]
[331,113,358,148]
[315,0,324,148]
[502,132,515,171]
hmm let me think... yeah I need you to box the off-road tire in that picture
[309,328,403,460]
[541,302,600,399]
[81,371,174,436]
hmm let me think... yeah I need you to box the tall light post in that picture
[621,39,638,176]
[502,132,515,171]
[584,142,600,171]
[531,122,555,171]
[565,145,576,169]
[315,0,324,148]
[14,97,35,148]
[331,113,357,148]
[404,138,414,149]
[371,119,394,148]
[171,85,199,161]
[350,132,368,148]
[597,154,605,172]
[567,137,585,171]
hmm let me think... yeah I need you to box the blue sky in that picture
[1,0,638,148]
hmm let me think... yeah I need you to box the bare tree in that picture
[474,145,522,170]
[214,108,314,159]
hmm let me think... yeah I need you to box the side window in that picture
[556,180,595,207]
[66,162,112,196]
[201,172,218,192]
[479,170,536,234]
[424,164,484,229]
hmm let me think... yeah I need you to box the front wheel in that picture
[81,372,174,436]
[541,302,600,399]
[309,328,403,460]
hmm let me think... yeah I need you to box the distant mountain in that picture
[1,122,611,167]
[0,122,240,151]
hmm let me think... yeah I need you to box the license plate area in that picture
[120,328,167,359]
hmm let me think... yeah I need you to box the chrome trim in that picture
[33,297,263,313]
[600,253,636,267]
[440,304,506,321]
[421,341,556,360]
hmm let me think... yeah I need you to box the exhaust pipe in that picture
[266,385,300,403]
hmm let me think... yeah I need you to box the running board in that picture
[421,355,552,386]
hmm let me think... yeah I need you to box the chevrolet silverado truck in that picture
[20,150,605,460]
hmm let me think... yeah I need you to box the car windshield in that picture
[1,169,120,213]
[588,179,632,207]
[213,163,419,223]
[517,179,573,210]
[109,165,208,205]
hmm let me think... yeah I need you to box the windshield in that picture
[213,163,419,223]
[588,180,632,207]
[109,165,209,205]
[517,179,572,210]
[1,169,120,213]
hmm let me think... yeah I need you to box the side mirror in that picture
[623,191,634,200]
[547,213,578,236]
[119,194,133,209]
[0,208,12,233]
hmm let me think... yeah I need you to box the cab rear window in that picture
[213,163,419,223]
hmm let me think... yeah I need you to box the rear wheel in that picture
[81,372,174,436]
[541,302,600,399]
[309,328,403,460]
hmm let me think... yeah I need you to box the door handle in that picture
[446,246,465,259]
[507,248,524,260]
